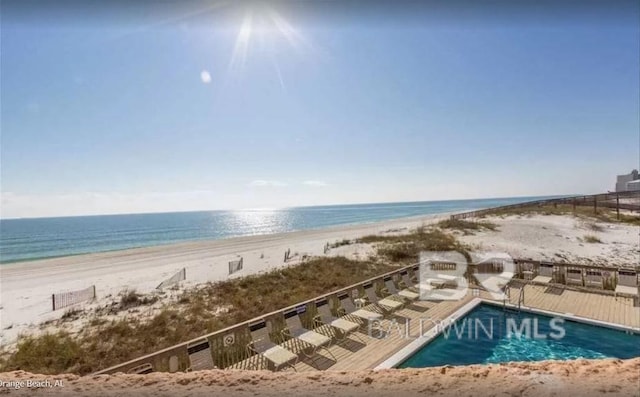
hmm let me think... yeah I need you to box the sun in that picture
[227,2,313,84]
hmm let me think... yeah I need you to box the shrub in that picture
[583,235,602,244]
[437,218,497,232]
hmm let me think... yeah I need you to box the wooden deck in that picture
[496,284,640,328]
[290,287,639,372]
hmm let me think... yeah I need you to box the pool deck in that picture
[292,286,639,372]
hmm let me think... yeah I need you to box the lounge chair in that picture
[519,261,536,281]
[336,292,382,326]
[313,297,365,345]
[566,269,584,287]
[127,363,153,374]
[187,339,217,371]
[585,270,604,289]
[424,262,459,289]
[533,262,554,284]
[381,275,419,302]
[281,307,336,363]
[615,269,639,298]
[362,281,404,314]
[247,320,298,371]
[475,260,513,296]
[398,269,420,292]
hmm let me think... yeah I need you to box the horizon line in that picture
[0,193,573,221]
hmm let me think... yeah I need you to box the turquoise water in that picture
[0,195,558,263]
[399,304,640,368]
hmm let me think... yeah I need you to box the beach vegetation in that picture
[330,239,352,248]
[60,308,83,322]
[359,227,471,263]
[480,204,640,226]
[583,235,602,244]
[0,256,395,375]
[1,332,82,375]
[436,218,497,232]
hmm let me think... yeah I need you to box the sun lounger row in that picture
[514,260,640,298]
[122,269,427,375]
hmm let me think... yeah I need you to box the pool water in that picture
[399,304,640,368]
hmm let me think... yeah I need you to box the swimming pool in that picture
[399,304,640,368]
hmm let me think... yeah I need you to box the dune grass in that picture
[0,257,396,375]
[359,226,471,263]
[436,218,497,232]
[583,234,603,244]
[479,204,640,226]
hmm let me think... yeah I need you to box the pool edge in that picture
[374,298,483,370]
[374,298,640,370]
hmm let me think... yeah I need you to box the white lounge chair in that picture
[384,274,419,301]
[362,281,404,314]
[585,270,604,289]
[281,307,336,363]
[399,269,420,292]
[247,320,298,371]
[520,261,536,281]
[533,262,554,284]
[187,339,217,371]
[566,269,584,287]
[313,297,364,345]
[615,269,639,298]
[475,260,513,296]
[336,292,382,326]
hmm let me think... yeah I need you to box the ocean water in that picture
[399,304,640,368]
[0,196,558,263]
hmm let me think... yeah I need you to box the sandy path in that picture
[0,358,637,396]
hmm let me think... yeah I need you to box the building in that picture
[616,169,640,192]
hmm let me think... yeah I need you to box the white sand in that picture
[1,212,638,348]
[0,213,449,346]
[0,358,638,396]
[458,214,640,266]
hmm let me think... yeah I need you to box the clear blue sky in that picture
[1,1,638,218]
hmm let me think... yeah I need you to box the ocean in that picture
[0,196,559,263]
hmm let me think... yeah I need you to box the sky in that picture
[1,0,639,219]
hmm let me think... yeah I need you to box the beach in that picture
[1,210,638,349]
[0,358,638,396]
[0,213,450,346]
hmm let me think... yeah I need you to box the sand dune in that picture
[0,358,638,396]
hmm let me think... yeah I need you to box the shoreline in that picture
[0,210,476,266]
[0,212,454,345]
[1,208,638,349]
[1,193,567,264]
[0,211,456,270]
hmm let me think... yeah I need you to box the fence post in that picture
[52,294,56,311]
[593,196,597,214]
[616,193,620,220]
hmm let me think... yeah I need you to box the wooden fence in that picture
[156,268,186,290]
[52,285,96,311]
[450,190,640,220]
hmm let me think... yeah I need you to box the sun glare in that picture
[226,3,314,87]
